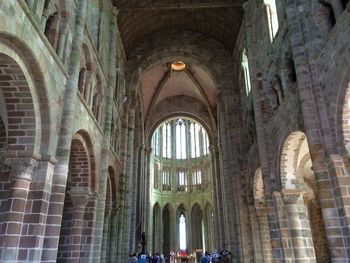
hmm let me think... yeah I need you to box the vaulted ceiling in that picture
[114,0,244,131]
[115,0,243,57]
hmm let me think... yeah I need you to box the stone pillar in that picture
[271,192,292,262]
[40,0,87,261]
[255,207,273,262]
[107,209,118,263]
[210,144,224,248]
[100,209,111,263]
[249,206,264,263]
[143,148,152,252]
[0,158,37,261]
[61,194,89,263]
[117,107,136,261]
[282,190,316,262]
[285,1,350,261]
[91,8,119,263]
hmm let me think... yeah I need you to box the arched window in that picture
[193,169,202,185]
[179,213,187,250]
[162,122,172,158]
[265,0,279,41]
[176,119,187,159]
[242,49,252,95]
[152,118,209,160]
[152,129,160,156]
[162,168,171,187]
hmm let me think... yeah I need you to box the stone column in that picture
[271,192,292,262]
[285,1,350,261]
[249,206,264,263]
[144,149,152,253]
[0,158,37,261]
[117,107,136,261]
[255,207,273,262]
[209,144,224,248]
[282,190,316,262]
[108,209,118,263]
[100,208,111,263]
[41,0,87,261]
[91,8,119,263]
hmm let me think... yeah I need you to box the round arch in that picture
[0,33,50,157]
[148,113,213,149]
[71,130,97,193]
[280,131,310,190]
[253,167,265,206]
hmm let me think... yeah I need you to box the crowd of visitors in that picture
[128,249,231,263]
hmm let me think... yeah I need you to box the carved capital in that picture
[281,189,303,205]
[8,158,38,181]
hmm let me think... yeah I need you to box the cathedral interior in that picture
[0,0,349,262]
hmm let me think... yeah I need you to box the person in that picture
[221,250,230,263]
[211,250,221,263]
[151,253,159,263]
[129,254,133,263]
[132,253,138,263]
[139,253,148,263]
[201,251,210,263]
[170,250,176,263]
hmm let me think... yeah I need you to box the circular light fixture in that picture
[171,61,186,71]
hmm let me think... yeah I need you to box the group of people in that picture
[128,249,231,263]
[200,250,231,263]
[128,252,165,263]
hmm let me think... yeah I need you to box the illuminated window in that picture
[162,168,171,185]
[193,169,202,185]
[162,122,172,158]
[265,0,279,41]
[151,118,209,160]
[242,49,252,95]
[176,119,187,159]
[179,213,187,250]
[178,170,187,186]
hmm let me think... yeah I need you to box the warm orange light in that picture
[171,61,186,71]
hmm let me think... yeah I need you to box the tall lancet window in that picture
[265,0,279,41]
[242,49,252,96]
[176,119,187,159]
[179,213,187,250]
[162,121,172,158]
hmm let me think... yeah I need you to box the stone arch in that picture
[101,168,114,263]
[313,0,336,33]
[191,203,204,250]
[92,73,104,124]
[163,203,173,257]
[57,131,97,262]
[280,131,309,190]
[78,43,94,101]
[71,131,97,192]
[265,61,282,113]
[147,110,214,150]
[253,167,265,206]
[152,202,161,253]
[336,77,350,161]
[204,202,213,251]
[280,37,297,91]
[280,130,329,261]
[0,116,6,151]
[176,203,188,250]
[0,33,50,157]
